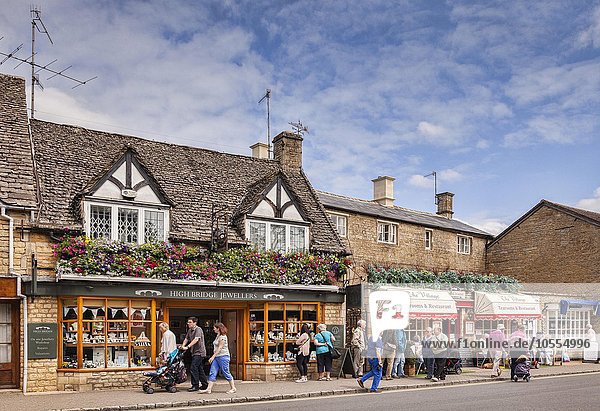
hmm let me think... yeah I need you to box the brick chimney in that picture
[436,192,454,219]
[273,131,303,171]
[250,142,269,159]
[372,176,395,207]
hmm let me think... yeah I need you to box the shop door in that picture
[0,302,19,388]
[223,310,239,379]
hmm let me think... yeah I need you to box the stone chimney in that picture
[250,142,269,159]
[436,192,454,219]
[372,176,395,207]
[273,131,303,171]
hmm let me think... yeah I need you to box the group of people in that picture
[158,317,236,395]
[294,323,337,382]
[352,323,451,392]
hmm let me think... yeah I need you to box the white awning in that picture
[474,292,542,319]
[406,289,458,319]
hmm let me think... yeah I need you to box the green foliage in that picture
[367,266,521,292]
[53,235,350,286]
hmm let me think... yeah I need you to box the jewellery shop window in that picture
[248,303,319,363]
[60,298,155,370]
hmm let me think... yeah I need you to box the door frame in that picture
[163,301,247,380]
[0,300,20,388]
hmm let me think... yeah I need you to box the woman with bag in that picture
[314,324,336,381]
[295,324,311,382]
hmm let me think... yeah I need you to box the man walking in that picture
[422,327,435,379]
[430,326,448,382]
[351,320,366,378]
[391,328,407,378]
[181,317,208,392]
[357,332,383,392]
[489,323,506,378]
[382,329,397,380]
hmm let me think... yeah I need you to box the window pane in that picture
[90,205,112,240]
[270,224,286,251]
[118,208,139,243]
[144,210,164,242]
[289,226,305,252]
[249,222,266,250]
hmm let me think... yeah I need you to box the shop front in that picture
[474,291,542,336]
[24,275,344,391]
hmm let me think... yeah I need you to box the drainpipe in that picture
[16,275,28,394]
[1,207,28,394]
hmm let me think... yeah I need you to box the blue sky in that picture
[1,0,599,234]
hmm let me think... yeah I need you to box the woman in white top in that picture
[158,322,177,364]
[295,324,311,382]
[200,322,236,394]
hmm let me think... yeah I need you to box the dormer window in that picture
[83,149,171,244]
[245,176,310,253]
[86,202,168,244]
[247,220,308,252]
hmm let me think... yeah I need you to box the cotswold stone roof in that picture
[488,199,600,246]
[317,190,492,237]
[0,75,37,207]
[28,119,346,254]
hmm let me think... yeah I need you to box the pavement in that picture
[2,361,599,411]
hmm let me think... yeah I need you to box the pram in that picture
[444,349,463,375]
[512,355,531,382]
[142,348,187,394]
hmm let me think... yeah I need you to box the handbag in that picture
[320,332,341,359]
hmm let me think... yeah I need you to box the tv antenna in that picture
[423,171,438,205]
[289,120,309,137]
[0,6,97,118]
[258,89,272,158]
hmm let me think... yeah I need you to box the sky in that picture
[1,0,599,235]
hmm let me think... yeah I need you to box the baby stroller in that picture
[445,349,463,375]
[512,355,531,382]
[142,348,187,394]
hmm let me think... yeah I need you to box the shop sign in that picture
[327,324,345,348]
[28,323,57,359]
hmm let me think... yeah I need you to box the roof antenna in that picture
[0,6,97,119]
[258,89,272,158]
[424,171,438,205]
[289,120,309,138]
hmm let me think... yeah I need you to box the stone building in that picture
[487,200,600,342]
[318,175,492,282]
[318,176,493,343]
[0,73,348,392]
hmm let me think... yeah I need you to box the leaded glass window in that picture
[144,211,164,242]
[249,221,266,250]
[118,208,138,243]
[270,224,286,251]
[90,205,112,240]
[289,226,306,252]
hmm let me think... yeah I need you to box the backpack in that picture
[173,362,187,384]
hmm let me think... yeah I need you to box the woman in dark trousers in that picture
[295,324,311,382]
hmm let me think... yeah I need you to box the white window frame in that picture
[457,235,472,254]
[425,229,433,250]
[328,212,348,238]
[377,220,397,245]
[84,200,170,245]
[246,219,309,252]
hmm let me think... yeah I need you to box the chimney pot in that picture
[372,176,395,206]
[250,142,270,159]
[436,192,454,219]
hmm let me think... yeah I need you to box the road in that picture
[178,373,600,411]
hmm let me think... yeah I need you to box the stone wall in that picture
[245,362,318,382]
[337,211,488,283]
[486,205,600,282]
[57,370,147,391]
[23,296,58,392]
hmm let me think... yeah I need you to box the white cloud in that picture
[469,218,508,236]
[576,5,600,48]
[408,174,434,189]
[576,187,600,212]
[439,169,463,182]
